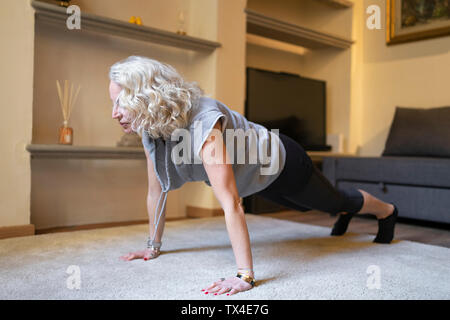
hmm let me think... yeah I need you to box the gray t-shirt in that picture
[142,96,287,199]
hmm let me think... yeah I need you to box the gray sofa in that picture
[322,106,450,224]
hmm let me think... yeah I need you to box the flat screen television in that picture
[245,67,330,151]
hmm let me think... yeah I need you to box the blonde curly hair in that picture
[109,55,204,140]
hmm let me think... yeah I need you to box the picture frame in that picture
[387,0,450,45]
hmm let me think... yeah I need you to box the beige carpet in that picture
[0,214,449,300]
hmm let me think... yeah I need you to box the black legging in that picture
[255,133,364,216]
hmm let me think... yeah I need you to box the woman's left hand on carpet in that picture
[202,276,253,296]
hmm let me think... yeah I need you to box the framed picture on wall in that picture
[387,0,450,45]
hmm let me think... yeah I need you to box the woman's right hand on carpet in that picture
[119,248,160,261]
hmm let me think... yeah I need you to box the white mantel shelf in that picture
[245,8,354,49]
[31,0,221,52]
[26,144,145,159]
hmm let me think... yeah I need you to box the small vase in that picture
[59,124,73,145]
[57,1,71,8]
[176,10,187,35]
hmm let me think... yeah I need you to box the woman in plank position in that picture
[110,56,398,296]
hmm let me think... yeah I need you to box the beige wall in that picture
[353,0,450,156]
[0,0,35,227]
[348,0,364,155]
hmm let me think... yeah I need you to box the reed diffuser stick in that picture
[63,80,69,125]
[68,84,81,122]
[56,80,65,120]
[68,82,74,119]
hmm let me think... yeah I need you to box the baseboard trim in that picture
[35,217,186,235]
[186,205,224,218]
[0,224,35,239]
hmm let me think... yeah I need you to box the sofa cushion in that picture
[322,156,450,188]
[382,106,450,158]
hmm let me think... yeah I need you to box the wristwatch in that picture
[236,272,256,287]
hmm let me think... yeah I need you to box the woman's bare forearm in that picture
[200,120,254,278]
[223,201,254,277]
[147,193,166,243]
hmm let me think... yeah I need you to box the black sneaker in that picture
[373,204,398,244]
[330,211,355,236]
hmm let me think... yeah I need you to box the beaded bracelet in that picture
[147,238,162,251]
[237,268,254,276]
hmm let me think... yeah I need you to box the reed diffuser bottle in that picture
[59,120,73,145]
[56,80,80,145]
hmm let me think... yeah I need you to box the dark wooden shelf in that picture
[26,144,355,161]
[316,0,353,9]
[26,144,145,159]
[307,151,356,166]
[31,0,221,52]
[245,8,354,49]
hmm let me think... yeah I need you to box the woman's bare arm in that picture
[144,146,166,244]
[120,147,165,261]
[200,120,254,279]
